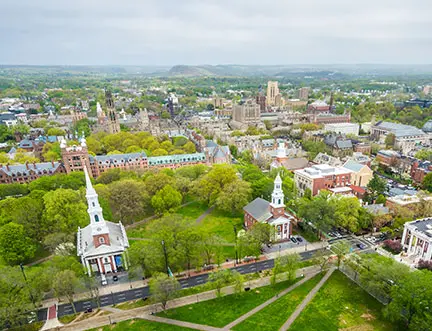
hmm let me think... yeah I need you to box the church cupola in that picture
[270,173,285,217]
[84,166,110,247]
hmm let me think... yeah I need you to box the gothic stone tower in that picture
[105,90,121,134]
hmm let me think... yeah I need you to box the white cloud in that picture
[1,0,431,64]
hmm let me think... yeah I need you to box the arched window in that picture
[95,215,100,222]
[99,237,105,244]
[92,202,95,207]
[278,199,281,205]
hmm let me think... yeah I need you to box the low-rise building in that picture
[386,194,432,211]
[294,164,352,196]
[324,123,359,136]
[243,174,296,241]
[343,160,373,187]
[401,217,432,263]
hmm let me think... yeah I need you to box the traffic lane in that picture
[55,248,323,317]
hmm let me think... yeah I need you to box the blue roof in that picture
[343,160,365,172]
[148,153,206,166]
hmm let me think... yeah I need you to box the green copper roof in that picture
[148,153,206,166]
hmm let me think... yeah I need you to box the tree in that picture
[8,196,44,241]
[149,273,180,310]
[42,188,88,235]
[313,249,330,272]
[334,197,362,233]
[332,240,351,269]
[385,133,396,148]
[232,271,244,296]
[298,192,335,234]
[47,127,66,136]
[249,222,275,247]
[96,168,121,184]
[128,240,155,278]
[208,269,233,298]
[177,228,202,276]
[0,222,36,265]
[423,172,432,193]
[367,175,387,200]
[145,172,175,196]
[385,270,432,330]
[151,148,168,156]
[271,258,282,286]
[52,270,80,313]
[279,253,300,281]
[109,180,148,224]
[151,185,182,215]
[215,180,252,214]
[43,232,74,254]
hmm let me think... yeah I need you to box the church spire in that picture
[270,173,285,211]
[84,166,109,236]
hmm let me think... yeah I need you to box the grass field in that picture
[157,277,302,327]
[89,319,193,330]
[233,273,324,331]
[289,270,401,331]
[197,208,243,244]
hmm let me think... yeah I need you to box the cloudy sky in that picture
[1,0,431,65]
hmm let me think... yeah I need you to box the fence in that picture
[339,264,389,305]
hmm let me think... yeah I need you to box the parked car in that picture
[85,308,93,313]
[290,237,297,244]
[357,243,367,250]
[296,237,303,243]
[101,274,107,286]
[113,275,119,282]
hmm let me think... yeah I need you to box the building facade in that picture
[77,167,130,275]
[294,164,353,196]
[243,174,295,241]
[401,217,432,263]
[343,160,373,187]
[231,100,261,126]
[266,81,280,106]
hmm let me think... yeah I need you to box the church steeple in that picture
[84,166,110,240]
[270,173,285,217]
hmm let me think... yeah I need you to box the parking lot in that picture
[263,234,308,254]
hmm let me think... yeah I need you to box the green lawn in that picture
[289,270,401,331]
[89,319,194,330]
[157,277,302,327]
[233,273,324,331]
[197,208,243,243]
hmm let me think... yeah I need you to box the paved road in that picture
[36,248,321,321]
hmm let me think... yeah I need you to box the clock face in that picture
[97,227,102,232]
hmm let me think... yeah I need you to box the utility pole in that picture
[161,240,169,276]
[233,226,238,265]
[20,263,36,308]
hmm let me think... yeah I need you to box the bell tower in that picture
[105,90,120,134]
[270,173,285,217]
[84,166,110,247]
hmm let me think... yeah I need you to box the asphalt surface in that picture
[36,248,319,321]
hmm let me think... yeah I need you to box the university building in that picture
[401,217,432,264]
[77,167,129,275]
[243,174,296,241]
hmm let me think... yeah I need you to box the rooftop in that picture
[295,164,352,179]
[374,121,426,138]
[343,160,366,172]
[406,218,432,238]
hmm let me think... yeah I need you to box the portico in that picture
[401,218,432,263]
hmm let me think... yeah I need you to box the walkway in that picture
[195,205,215,224]
[279,267,335,331]
[222,270,320,330]
[143,314,222,331]
[41,304,63,331]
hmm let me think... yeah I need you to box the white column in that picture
[425,242,432,261]
[408,235,414,254]
[401,227,408,247]
[97,257,103,274]
[85,259,92,276]
[111,256,117,273]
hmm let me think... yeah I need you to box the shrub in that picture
[417,259,432,271]
[383,239,402,254]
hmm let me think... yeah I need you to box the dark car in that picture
[85,308,93,313]
[357,243,367,250]
[113,275,119,282]
[296,237,303,242]
[290,237,297,243]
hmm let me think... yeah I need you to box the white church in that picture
[77,167,130,275]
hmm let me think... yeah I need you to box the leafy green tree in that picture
[178,228,202,276]
[423,172,432,193]
[298,192,335,234]
[151,148,168,156]
[385,270,432,329]
[52,270,80,314]
[208,269,233,298]
[183,141,196,154]
[215,179,252,214]
[29,172,85,192]
[145,172,175,195]
[47,128,66,136]
[149,273,180,310]
[9,196,44,241]
[232,271,245,296]
[128,240,156,278]
[332,240,351,269]
[279,253,300,281]
[313,249,330,272]
[0,222,36,265]
[367,175,387,200]
[0,183,29,200]
[334,197,361,233]
[151,184,182,214]
[96,168,121,184]
[109,180,148,224]
[42,188,88,234]
[385,133,396,148]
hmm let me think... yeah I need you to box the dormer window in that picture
[95,215,100,222]
[99,237,105,244]
[92,202,95,207]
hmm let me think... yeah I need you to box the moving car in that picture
[290,237,297,243]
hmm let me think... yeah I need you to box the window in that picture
[92,202,95,207]
[99,237,105,244]
[278,199,281,204]
[95,215,100,222]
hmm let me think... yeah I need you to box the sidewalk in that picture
[55,266,321,331]
[42,240,323,308]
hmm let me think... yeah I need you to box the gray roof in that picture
[92,152,147,165]
[375,121,426,137]
[363,204,390,216]
[336,139,352,149]
[408,218,432,238]
[78,221,129,258]
[0,162,62,176]
[422,120,432,133]
[243,198,271,222]
[274,157,309,170]
[343,160,365,172]
[148,153,206,166]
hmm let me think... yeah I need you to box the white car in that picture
[101,274,107,286]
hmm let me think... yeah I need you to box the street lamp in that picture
[233,226,238,265]
[20,263,36,308]
[161,240,169,276]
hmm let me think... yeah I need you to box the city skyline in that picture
[1,0,431,65]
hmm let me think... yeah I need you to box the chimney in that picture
[25,162,29,170]
[33,162,36,169]
[6,163,10,171]
[51,160,55,167]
